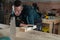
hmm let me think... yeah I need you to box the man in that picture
[32,3,42,31]
[12,0,41,30]
[32,3,43,17]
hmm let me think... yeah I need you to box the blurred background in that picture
[0,0,60,34]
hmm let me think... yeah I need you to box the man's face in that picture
[14,6,23,16]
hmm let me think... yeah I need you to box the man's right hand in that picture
[20,23,27,27]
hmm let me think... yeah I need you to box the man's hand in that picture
[20,24,33,27]
[20,24,27,27]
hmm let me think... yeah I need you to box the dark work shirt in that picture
[15,12,28,27]
[12,5,41,27]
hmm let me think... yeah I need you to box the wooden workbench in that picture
[1,26,60,40]
[42,17,60,33]
[0,25,60,40]
[16,27,60,40]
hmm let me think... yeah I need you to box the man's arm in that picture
[19,9,36,27]
[27,9,37,25]
[19,23,27,27]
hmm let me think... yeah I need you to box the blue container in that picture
[0,37,10,40]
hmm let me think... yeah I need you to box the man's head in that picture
[32,3,39,11]
[14,0,23,16]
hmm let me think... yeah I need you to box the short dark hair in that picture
[32,3,39,11]
[14,0,22,7]
[51,9,57,11]
[32,3,37,8]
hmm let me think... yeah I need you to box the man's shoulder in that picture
[23,5,33,10]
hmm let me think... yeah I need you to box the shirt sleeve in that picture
[26,9,37,25]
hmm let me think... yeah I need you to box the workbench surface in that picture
[16,27,60,40]
[0,27,60,40]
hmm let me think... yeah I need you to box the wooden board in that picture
[0,24,60,40]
